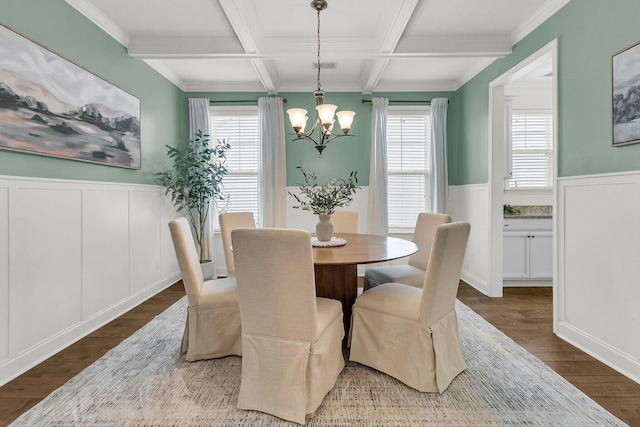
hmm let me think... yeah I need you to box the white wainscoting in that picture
[558,172,640,383]
[0,175,180,386]
[448,184,490,295]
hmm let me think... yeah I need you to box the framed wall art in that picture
[612,40,640,146]
[0,24,141,168]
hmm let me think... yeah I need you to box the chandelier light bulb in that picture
[336,110,356,133]
[316,103,337,126]
[287,108,308,133]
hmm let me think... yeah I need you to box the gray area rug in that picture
[11,297,626,426]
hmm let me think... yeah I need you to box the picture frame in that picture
[0,24,141,168]
[612,40,640,146]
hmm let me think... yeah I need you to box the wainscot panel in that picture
[558,171,640,384]
[0,175,180,386]
[0,186,8,364]
[449,184,490,295]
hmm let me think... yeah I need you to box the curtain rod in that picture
[361,99,448,104]
[209,98,287,104]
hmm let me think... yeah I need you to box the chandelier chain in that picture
[316,7,321,91]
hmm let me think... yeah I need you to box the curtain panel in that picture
[430,98,449,214]
[258,97,287,228]
[367,97,389,235]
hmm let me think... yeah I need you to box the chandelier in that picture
[286,0,356,156]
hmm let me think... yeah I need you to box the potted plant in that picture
[289,165,359,241]
[156,130,230,278]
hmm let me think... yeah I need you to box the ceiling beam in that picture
[395,35,512,57]
[361,0,420,94]
[218,0,278,94]
[127,37,244,58]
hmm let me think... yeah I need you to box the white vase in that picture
[316,214,334,242]
[200,259,215,280]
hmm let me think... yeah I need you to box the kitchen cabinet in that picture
[503,218,552,284]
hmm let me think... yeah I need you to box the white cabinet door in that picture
[529,233,553,279]
[503,233,529,279]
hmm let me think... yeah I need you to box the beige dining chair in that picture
[350,221,471,393]
[232,227,345,425]
[168,217,242,361]
[363,212,451,290]
[331,210,358,234]
[219,212,255,277]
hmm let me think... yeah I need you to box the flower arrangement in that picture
[289,165,360,215]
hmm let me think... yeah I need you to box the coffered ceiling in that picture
[65,0,570,94]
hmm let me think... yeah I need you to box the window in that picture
[211,107,259,228]
[386,106,431,231]
[507,110,553,189]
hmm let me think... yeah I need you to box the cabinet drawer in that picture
[503,218,551,231]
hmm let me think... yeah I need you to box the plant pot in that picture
[316,214,334,242]
[200,259,216,280]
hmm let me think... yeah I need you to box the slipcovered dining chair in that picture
[219,212,255,277]
[168,217,242,361]
[350,222,470,393]
[363,212,451,290]
[232,227,345,425]
[331,210,358,234]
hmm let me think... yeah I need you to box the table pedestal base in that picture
[314,264,357,339]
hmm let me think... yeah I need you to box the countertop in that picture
[503,205,552,218]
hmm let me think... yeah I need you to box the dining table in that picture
[312,233,419,338]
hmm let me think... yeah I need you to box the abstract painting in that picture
[0,24,141,168]
[612,40,640,146]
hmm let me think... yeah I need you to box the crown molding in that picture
[455,57,498,90]
[373,79,459,93]
[64,0,130,46]
[511,0,572,44]
[142,59,186,90]
[181,80,268,93]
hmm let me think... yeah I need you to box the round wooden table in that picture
[312,233,418,336]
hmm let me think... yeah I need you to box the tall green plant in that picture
[156,130,230,261]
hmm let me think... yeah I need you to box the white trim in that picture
[559,322,640,385]
[64,0,130,47]
[511,0,572,45]
[488,39,558,301]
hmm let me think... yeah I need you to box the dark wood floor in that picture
[0,281,638,426]
[457,283,640,427]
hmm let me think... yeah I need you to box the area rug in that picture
[11,297,626,426]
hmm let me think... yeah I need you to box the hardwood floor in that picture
[0,281,638,426]
[456,283,640,427]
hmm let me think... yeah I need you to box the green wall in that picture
[0,0,184,184]
[450,0,640,185]
[185,91,455,186]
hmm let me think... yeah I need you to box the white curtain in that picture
[188,97,215,260]
[258,96,287,228]
[430,97,449,214]
[367,97,389,235]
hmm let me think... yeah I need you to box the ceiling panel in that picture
[67,0,571,93]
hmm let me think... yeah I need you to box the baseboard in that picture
[461,271,489,295]
[503,280,552,287]
[558,321,640,385]
[0,273,180,387]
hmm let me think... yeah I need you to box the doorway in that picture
[487,39,558,331]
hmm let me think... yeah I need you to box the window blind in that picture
[211,109,259,228]
[508,111,553,189]
[386,109,431,230]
